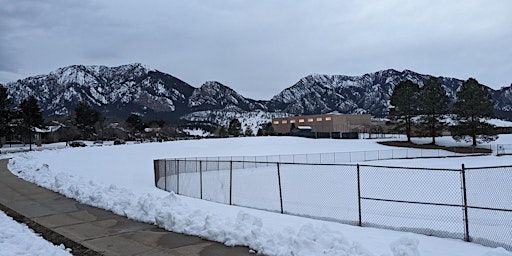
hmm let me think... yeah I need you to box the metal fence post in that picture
[164,160,168,191]
[176,159,180,194]
[199,160,203,199]
[229,160,233,205]
[277,163,284,214]
[153,160,159,188]
[461,164,470,242]
[357,164,362,226]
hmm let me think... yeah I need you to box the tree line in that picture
[0,84,181,146]
[389,77,497,146]
[1,82,277,146]
[0,87,44,149]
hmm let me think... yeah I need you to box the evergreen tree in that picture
[126,114,144,133]
[451,78,497,146]
[256,128,264,136]
[259,122,274,136]
[228,118,242,136]
[244,127,254,136]
[389,80,420,142]
[418,77,450,144]
[289,123,297,133]
[217,126,228,137]
[0,85,13,144]
[20,96,44,150]
[74,102,102,138]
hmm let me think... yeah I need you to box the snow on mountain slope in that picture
[6,63,194,117]
[183,110,289,134]
[267,69,464,117]
[189,81,267,112]
[5,64,512,122]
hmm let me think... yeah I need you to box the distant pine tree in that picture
[451,78,497,146]
[289,123,296,133]
[228,119,242,137]
[389,80,421,142]
[74,102,102,138]
[244,127,254,136]
[20,96,44,150]
[260,122,274,136]
[0,85,13,143]
[217,126,228,137]
[126,114,144,133]
[418,77,450,144]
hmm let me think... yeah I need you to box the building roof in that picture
[144,127,161,133]
[33,125,62,133]
[272,113,371,120]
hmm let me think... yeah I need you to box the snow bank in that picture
[389,237,420,256]
[483,248,512,256]
[0,210,71,256]
[410,134,512,148]
[8,155,372,256]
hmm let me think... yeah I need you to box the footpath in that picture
[0,159,252,256]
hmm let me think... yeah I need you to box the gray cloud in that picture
[1,0,511,97]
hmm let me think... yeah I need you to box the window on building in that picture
[282,120,288,124]
[316,117,322,121]
[325,117,332,121]
[307,118,314,122]
[290,120,296,123]
[299,119,305,123]
[273,121,279,124]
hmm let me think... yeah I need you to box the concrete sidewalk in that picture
[0,159,253,256]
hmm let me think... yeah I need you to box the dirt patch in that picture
[0,203,102,256]
[378,141,492,154]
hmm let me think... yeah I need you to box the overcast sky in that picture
[1,0,511,99]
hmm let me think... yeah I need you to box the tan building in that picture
[272,113,372,138]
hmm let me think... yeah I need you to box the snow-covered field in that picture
[0,210,71,256]
[6,136,512,256]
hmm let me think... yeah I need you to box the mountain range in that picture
[5,63,512,126]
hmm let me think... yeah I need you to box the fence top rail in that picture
[358,164,461,172]
[160,147,465,162]
[157,159,358,167]
[464,165,512,170]
[155,158,465,171]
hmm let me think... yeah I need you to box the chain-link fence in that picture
[173,147,487,165]
[153,159,512,250]
[497,144,512,155]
